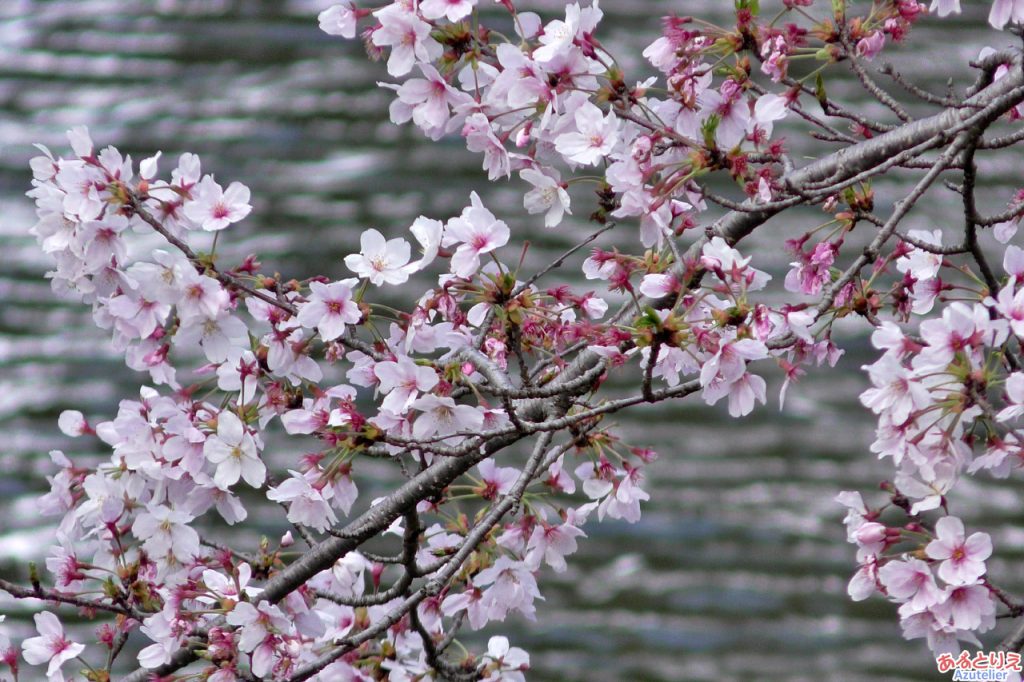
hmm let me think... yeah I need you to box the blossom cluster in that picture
[838,240,1024,656]
[6,0,1024,680]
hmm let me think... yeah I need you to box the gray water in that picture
[1,1,1022,680]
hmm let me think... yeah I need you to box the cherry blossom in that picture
[344,228,412,285]
[482,636,530,682]
[183,176,252,231]
[371,5,442,77]
[375,354,439,414]
[14,2,1024,679]
[925,517,993,586]
[419,0,477,22]
[21,612,84,681]
[318,2,358,38]
[411,394,485,441]
[203,411,266,489]
[520,167,571,227]
[296,279,361,341]
[879,558,945,611]
[554,102,620,166]
[442,192,510,277]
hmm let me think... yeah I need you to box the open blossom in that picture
[476,459,519,499]
[183,176,252,231]
[474,556,543,622]
[555,102,620,166]
[296,279,361,341]
[176,268,229,321]
[997,372,1024,421]
[859,354,931,425]
[226,601,292,677]
[138,608,184,669]
[375,354,439,414]
[132,504,201,564]
[267,470,338,531]
[371,4,442,77]
[930,0,960,17]
[175,312,249,364]
[525,519,585,573]
[896,229,943,280]
[204,411,266,489]
[420,0,477,22]
[463,113,512,180]
[848,556,879,601]
[532,1,603,63]
[318,2,357,38]
[482,636,530,682]
[990,0,1024,29]
[925,516,992,586]
[520,167,571,227]
[995,283,1024,337]
[22,612,84,680]
[408,216,443,272]
[344,228,411,286]
[935,584,997,632]
[443,192,510,277]
[700,237,770,290]
[411,394,485,441]
[385,64,471,140]
[700,80,750,150]
[785,241,836,296]
[701,370,767,417]
[878,558,945,611]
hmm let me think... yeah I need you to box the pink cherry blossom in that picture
[525,519,585,573]
[318,2,358,38]
[344,228,412,286]
[296,279,361,341]
[995,283,1024,337]
[267,470,338,531]
[463,113,513,180]
[930,0,961,17]
[476,459,519,499]
[183,176,252,231]
[131,505,201,564]
[443,192,510,277]
[420,0,477,22]
[997,372,1024,421]
[411,395,485,441]
[989,0,1024,28]
[474,556,543,622]
[555,102,620,166]
[22,612,85,680]
[934,584,997,632]
[371,5,442,77]
[482,636,530,682]
[878,558,945,611]
[848,556,879,601]
[520,168,571,227]
[375,354,439,414]
[532,1,603,63]
[204,411,266,489]
[925,516,992,586]
[385,64,472,140]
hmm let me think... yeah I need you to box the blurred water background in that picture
[1,1,1023,680]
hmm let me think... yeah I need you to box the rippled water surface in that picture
[1,2,1023,680]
